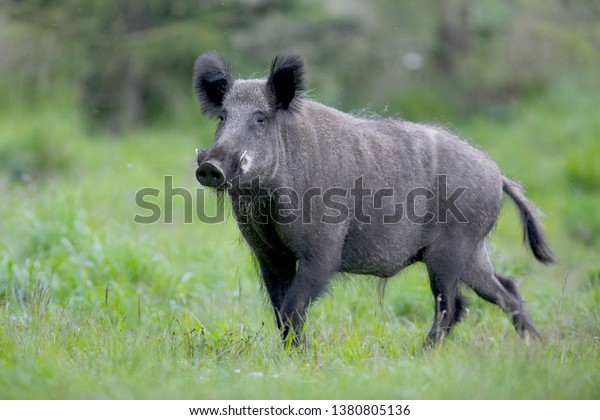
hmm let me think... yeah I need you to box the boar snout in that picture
[196,160,225,188]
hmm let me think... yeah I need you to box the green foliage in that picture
[1,0,371,130]
[0,102,82,181]
[566,143,600,193]
[392,88,458,122]
[1,85,600,398]
[0,127,72,181]
[3,0,599,130]
[564,193,600,246]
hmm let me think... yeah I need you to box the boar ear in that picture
[267,54,305,112]
[193,52,232,117]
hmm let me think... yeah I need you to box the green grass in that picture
[0,89,599,399]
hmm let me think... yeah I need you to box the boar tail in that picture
[502,176,557,265]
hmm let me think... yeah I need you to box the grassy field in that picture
[0,87,599,399]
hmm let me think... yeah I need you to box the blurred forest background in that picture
[1,0,599,130]
[1,0,599,399]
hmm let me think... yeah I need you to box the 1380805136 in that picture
[331,404,411,416]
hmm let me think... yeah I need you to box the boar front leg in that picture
[257,255,296,332]
[278,254,340,346]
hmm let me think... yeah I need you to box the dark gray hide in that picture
[193,52,556,347]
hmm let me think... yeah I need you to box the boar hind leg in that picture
[461,242,540,339]
[422,243,472,348]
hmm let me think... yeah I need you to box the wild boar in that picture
[193,52,555,347]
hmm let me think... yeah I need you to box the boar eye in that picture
[218,115,225,122]
[254,111,267,125]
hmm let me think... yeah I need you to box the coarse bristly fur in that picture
[192,52,556,349]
